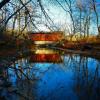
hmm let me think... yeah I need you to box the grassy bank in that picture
[60,36,100,50]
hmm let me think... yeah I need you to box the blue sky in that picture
[39,0,100,35]
[37,0,71,32]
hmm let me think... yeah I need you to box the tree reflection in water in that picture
[71,56,100,100]
[0,51,100,100]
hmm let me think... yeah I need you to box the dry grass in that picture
[77,36,100,43]
[61,36,100,51]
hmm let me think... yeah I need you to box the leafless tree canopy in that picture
[0,0,100,37]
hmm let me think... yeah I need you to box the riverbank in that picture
[42,36,99,59]
[0,36,100,60]
[57,37,100,59]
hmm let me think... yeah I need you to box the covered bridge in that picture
[28,31,64,45]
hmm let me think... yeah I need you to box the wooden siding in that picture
[29,32,63,41]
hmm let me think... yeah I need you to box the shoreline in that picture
[0,44,100,60]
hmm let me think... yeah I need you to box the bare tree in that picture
[0,0,10,9]
[90,0,100,36]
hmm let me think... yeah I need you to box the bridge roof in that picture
[29,31,63,41]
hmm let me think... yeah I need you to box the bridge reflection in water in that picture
[30,48,62,63]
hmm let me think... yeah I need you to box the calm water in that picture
[0,48,100,100]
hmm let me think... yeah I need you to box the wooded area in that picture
[0,0,100,54]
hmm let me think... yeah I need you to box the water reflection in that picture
[0,48,100,100]
[30,48,62,63]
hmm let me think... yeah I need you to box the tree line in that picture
[0,0,100,41]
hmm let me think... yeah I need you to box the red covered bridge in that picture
[28,31,64,44]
